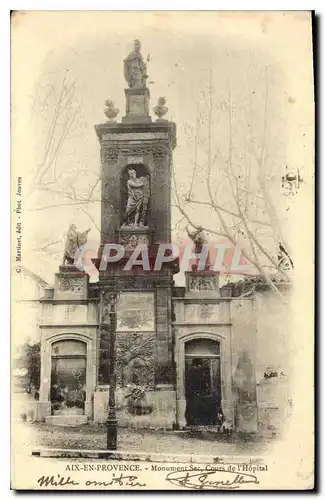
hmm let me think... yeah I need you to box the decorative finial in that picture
[153,97,168,120]
[104,99,119,122]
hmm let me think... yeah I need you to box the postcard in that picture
[11,10,314,490]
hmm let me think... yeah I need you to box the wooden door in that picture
[185,357,221,425]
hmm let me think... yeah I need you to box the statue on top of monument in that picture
[122,168,150,227]
[124,39,148,89]
[186,225,213,272]
[63,224,91,266]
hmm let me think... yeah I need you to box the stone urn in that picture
[104,99,119,122]
[153,97,168,121]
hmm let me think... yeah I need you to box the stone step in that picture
[45,415,88,427]
[32,447,265,464]
[186,424,234,434]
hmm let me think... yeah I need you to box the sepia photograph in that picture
[10,10,314,490]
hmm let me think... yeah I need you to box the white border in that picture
[2,4,322,498]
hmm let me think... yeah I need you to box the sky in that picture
[11,11,314,286]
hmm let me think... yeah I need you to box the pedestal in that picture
[117,226,153,249]
[54,266,89,300]
[122,88,151,124]
[185,270,220,296]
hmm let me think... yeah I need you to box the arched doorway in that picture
[50,340,87,416]
[185,338,222,426]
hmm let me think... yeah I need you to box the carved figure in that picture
[124,39,148,89]
[186,225,207,253]
[122,169,150,227]
[63,224,90,265]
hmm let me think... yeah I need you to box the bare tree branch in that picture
[172,61,291,300]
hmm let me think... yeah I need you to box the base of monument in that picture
[122,115,152,124]
[45,415,88,427]
[123,87,151,123]
[93,389,176,430]
[155,384,174,391]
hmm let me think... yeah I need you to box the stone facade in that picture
[173,278,257,432]
[38,269,98,423]
[35,44,288,435]
[36,266,291,434]
[37,265,261,432]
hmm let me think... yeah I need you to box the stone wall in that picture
[257,374,291,436]
[255,289,291,381]
[93,388,176,429]
[254,288,292,436]
[229,299,258,433]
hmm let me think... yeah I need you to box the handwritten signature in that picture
[37,474,146,488]
[165,469,259,490]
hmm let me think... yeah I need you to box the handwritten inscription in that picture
[85,474,146,487]
[37,474,146,489]
[165,469,259,490]
[37,475,79,487]
[36,465,264,490]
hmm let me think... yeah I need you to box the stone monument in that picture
[94,40,177,400]
[36,41,258,433]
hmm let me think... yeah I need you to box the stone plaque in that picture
[129,94,145,115]
[53,304,88,324]
[127,156,144,164]
[188,275,219,292]
[120,232,150,250]
[58,276,85,293]
[117,292,155,332]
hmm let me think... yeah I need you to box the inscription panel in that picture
[117,292,155,332]
[101,132,169,141]
[52,304,88,324]
[129,94,145,115]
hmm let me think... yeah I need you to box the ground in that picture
[16,421,271,456]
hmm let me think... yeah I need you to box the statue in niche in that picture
[122,168,150,227]
[124,39,148,89]
[62,224,90,266]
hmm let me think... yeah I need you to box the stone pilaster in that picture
[155,279,174,387]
